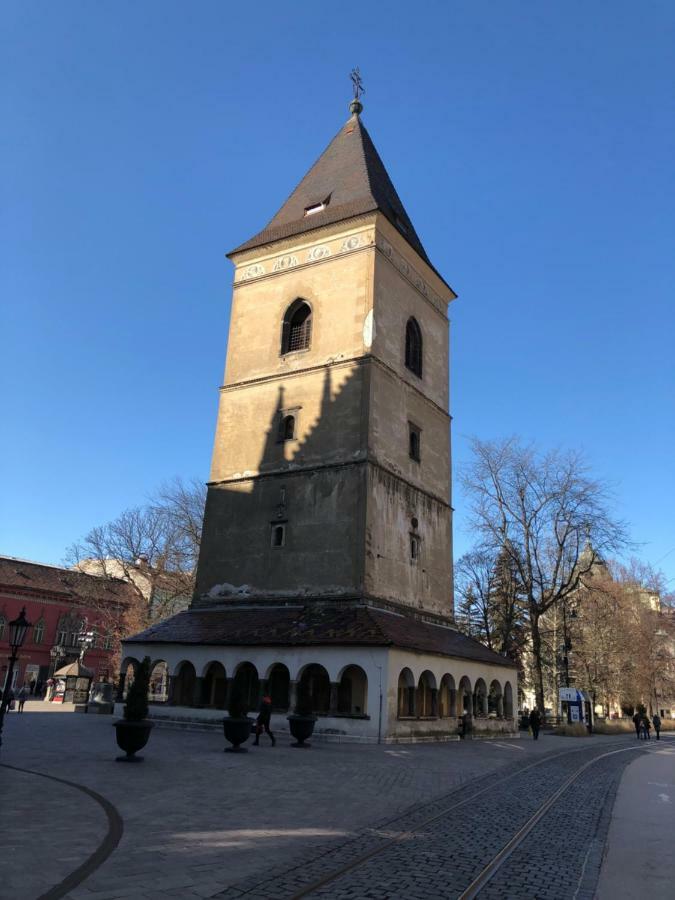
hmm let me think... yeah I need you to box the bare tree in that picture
[67,477,207,633]
[460,437,630,714]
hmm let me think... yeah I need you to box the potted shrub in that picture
[287,680,317,748]
[223,680,252,752]
[113,656,154,762]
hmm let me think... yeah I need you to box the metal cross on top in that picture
[350,67,365,100]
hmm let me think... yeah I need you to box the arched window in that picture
[405,317,423,377]
[282,300,312,354]
[33,619,45,645]
[279,414,295,441]
[337,665,368,715]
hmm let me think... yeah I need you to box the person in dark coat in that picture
[652,713,661,740]
[632,711,641,739]
[529,707,542,740]
[253,695,275,746]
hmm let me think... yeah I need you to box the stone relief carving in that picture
[240,263,265,280]
[340,235,364,252]
[376,238,443,311]
[307,245,331,261]
[273,254,298,272]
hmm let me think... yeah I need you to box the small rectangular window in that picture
[409,423,421,462]
[304,202,326,216]
[410,534,420,562]
[271,524,286,548]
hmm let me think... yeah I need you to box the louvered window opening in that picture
[405,318,423,377]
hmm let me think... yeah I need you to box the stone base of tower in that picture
[120,603,518,743]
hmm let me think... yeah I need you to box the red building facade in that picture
[0,556,136,692]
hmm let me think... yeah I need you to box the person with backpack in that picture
[529,707,542,740]
[641,715,651,740]
[632,710,641,739]
[17,684,29,713]
[253,694,275,747]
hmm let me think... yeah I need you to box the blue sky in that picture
[2,2,674,585]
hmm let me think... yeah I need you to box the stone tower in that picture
[123,99,518,742]
[195,103,457,620]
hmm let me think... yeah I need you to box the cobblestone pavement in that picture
[1,704,660,900]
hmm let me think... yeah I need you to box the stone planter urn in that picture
[287,714,317,748]
[223,716,252,752]
[114,720,154,762]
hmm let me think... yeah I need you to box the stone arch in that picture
[474,677,488,718]
[233,661,260,713]
[337,664,368,715]
[397,667,415,718]
[298,663,330,714]
[488,679,503,717]
[173,661,197,707]
[439,674,457,718]
[202,661,227,708]
[267,663,290,711]
[148,660,169,702]
[119,657,139,700]
[417,670,437,718]
[504,681,514,718]
[458,676,473,715]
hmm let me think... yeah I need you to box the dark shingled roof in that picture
[125,604,516,669]
[230,113,433,269]
[0,555,136,607]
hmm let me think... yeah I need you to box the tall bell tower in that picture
[195,95,457,621]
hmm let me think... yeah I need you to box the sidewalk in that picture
[597,738,675,899]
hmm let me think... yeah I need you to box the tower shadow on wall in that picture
[194,362,367,605]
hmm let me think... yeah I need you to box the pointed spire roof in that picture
[230,111,433,268]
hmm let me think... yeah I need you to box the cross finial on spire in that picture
[349,67,364,115]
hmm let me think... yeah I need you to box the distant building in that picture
[0,555,137,691]
[122,93,517,741]
[74,556,191,622]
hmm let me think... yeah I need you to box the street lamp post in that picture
[0,607,32,751]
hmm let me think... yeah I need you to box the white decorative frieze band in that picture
[340,235,364,252]
[241,263,266,280]
[272,254,298,272]
[307,244,331,262]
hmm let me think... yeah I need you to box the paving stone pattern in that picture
[217,742,646,899]
[1,705,648,900]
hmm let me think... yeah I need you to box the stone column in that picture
[431,688,438,718]
[258,678,269,706]
[329,682,339,715]
[166,675,175,705]
[224,677,234,710]
[497,695,504,718]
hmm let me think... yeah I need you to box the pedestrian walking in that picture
[652,713,661,740]
[45,678,55,702]
[641,716,651,740]
[253,694,276,746]
[17,684,29,713]
[632,711,641,739]
[529,707,542,740]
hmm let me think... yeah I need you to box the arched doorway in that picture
[397,668,415,717]
[417,670,437,718]
[337,665,368,715]
[488,680,503,717]
[298,664,330,714]
[203,662,227,708]
[473,678,488,717]
[439,674,456,717]
[149,660,169,702]
[267,664,290,711]
[504,681,514,718]
[174,661,197,707]
[458,676,472,715]
[233,662,259,713]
